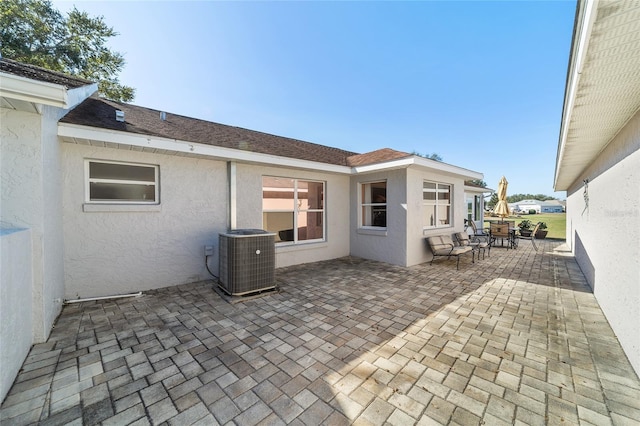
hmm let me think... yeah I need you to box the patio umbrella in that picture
[494,176,511,220]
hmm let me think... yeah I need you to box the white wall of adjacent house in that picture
[0,229,33,403]
[1,105,68,401]
[61,143,228,299]
[0,106,66,341]
[407,168,468,267]
[565,109,640,376]
[235,163,351,268]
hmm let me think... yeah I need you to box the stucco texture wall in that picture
[61,144,228,298]
[0,229,33,403]
[350,169,408,266]
[565,110,640,375]
[1,106,65,342]
[235,164,350,268]
[407,168,468,267]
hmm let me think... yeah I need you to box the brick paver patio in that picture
[1,240,639,425]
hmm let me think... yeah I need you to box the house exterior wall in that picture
[235,163,351,268]
[407,168,468,267]
[565,109,640,375]
[61,143,228,298]
[0,229,33,403]
[0,106,65,343]
[350,169,408,266]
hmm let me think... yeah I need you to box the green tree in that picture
[412,151,443,162]
[469,179,487,187]
[0,0,134,102]
[487,193,499,210]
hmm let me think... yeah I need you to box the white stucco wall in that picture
[235,164,351,268]
[565,110,640,375]
[61,144,228,298]
[350,169,408,266]
[0,229,33,403]
[407,168,468,267]
[1,106,65,342]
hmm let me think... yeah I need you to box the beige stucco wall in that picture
[350,169,408,266]
[1,106,66,343]
[565,109,640,376]
[235,163,351,268]
[61,143,228,298]
[0,229,33,403]
[407,168,468,267]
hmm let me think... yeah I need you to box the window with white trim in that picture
[262,177,325,244]
[423,181,451,228]
[360,181,387,228]
[86,160,159,204]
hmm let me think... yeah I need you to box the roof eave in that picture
[0,71,97,109]
[352,155,483,180]
[57,123,353,174]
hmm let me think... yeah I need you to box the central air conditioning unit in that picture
[218,229,276,296]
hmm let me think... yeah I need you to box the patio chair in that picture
[426,235,473,270]
[467,221,491,256]
[516,221,541,251]
[455,232,489,260]
[468,220,491,243]
[489,222,514,249]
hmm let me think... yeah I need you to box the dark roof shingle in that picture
[0,57,94,89]
[60,97,360,166]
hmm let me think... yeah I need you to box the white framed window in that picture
[423,181,451,228]
[360,181,387,228]
[85,160,159,204]
[262,176,325,244]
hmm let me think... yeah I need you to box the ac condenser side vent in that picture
[218,229,276,296]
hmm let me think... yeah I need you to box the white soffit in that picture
[0,72,97,111]
[555,0,640,190]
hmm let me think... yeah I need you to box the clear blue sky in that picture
[55,0,576,198]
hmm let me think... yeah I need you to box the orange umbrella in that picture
[494,176,510,219]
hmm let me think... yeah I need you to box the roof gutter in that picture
[553,0,599,191]
[0,71,97,109]
[58,123,353,174]
[59,123,484,180]
[353,155,482,180]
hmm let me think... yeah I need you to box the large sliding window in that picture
[86,160,159,204]
[360,181,387,228]
[262,177,325,244]
[423,181,451,228]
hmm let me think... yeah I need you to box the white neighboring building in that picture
[554,0,640,376]
[510,199,564,214]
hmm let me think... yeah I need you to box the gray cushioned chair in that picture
[426,235,473,270]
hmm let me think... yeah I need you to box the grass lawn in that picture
[484,213,566,240]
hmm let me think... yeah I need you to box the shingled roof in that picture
[61,97,361,167]
[347,148,412,167]
[0,57,93,89]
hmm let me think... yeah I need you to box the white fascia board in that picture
[413,156,483,180]
[352,155,483,180]
[66,83,98,109]
[351,157,415,174]
[58,123,353,174]
[0,72,69,108]
[464,185,492,194]
[554,0,598,191]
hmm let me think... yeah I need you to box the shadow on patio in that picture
[1,240,639,425]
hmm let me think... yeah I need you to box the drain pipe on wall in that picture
[64,292,142,304]
[228,161,237,230]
